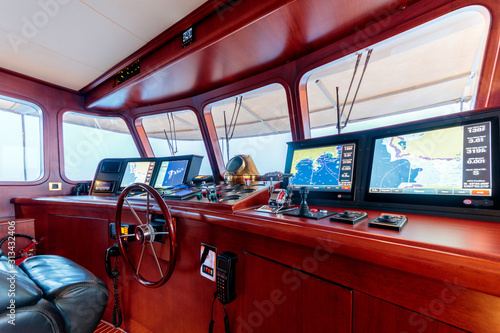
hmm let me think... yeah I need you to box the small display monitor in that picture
[93,180,114,192]
[284,139,357,204]
[119,161,156,190]
[153,160,189,189]
[289,144,355,191]
[366,120,496,208]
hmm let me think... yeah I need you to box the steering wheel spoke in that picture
[136,245,146,276]
[115,183,177,288]
[149,242,164,278]
[124,197,145,225]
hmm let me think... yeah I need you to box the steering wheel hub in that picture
[135,224,155,245]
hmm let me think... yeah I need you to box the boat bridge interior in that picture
[1,0,500,332]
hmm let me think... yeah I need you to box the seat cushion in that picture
[0,298,66,333]
[20,255,109,333]
[0,259,42,309]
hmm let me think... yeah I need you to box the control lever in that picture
[255,176,294,213]
[298,186,310,215]
[283,186,337,219]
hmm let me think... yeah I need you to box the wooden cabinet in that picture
[242,252,352,333]
[353,291,466,333]
[12,197,500,332]
[46,214,109,281]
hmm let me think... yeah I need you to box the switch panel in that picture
[200,244,217,281]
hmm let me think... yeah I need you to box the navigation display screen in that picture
[288,143,355,192]
[153,160,189,189]
[368,121,492,197]
[119,161,156,189]
[94,180,114,192]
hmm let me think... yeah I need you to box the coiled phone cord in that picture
[209,291,217,333]
[209,291,230,333]
[112,257,123,327]
[223,304,229,333]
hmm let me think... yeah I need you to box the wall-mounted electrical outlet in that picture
[49,182,62,191]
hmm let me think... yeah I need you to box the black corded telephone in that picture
[216,251,238,305]
[105,244,120,278]
[210,251,238,333]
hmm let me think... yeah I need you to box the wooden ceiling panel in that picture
[85,0,412,110]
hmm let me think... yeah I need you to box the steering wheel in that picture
[115,183,177,288]
[0,234,37,264]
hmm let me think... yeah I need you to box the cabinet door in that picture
[47,214,108,280]
[353,292,466,333]
[242,252,352,333]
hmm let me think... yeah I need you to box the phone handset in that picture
[105,244,120,278]
[105,244,122,327]
[216,251,238,304]
[210,251,238,333]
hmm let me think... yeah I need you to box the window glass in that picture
[305,6,490,137]
[63,112,140,180]
[0,96,43,181]
[208,84,292,174]
[140,110,212,175]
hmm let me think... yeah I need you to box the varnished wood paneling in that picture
[353,292,466,333]
[12,196,500,332]
[242,252,352,332]
[0,69,84,218]
[47,214,109,281]
[85,0,438,110]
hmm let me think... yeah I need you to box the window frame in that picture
[297,5,492,140]
[134,106,215,176]
[0,92,47,186]
[58,108,142,183]
[202,79,294,176]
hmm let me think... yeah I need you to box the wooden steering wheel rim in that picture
[115,183,177,288]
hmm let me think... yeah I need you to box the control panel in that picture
[330,210,368,224]
[369,213,408,231]
[194,183,268,204]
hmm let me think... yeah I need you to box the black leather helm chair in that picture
[0,251,108,333]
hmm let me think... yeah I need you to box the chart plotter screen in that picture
[368,121,493,197]
[288,143,355,192]
[153,160,189,189]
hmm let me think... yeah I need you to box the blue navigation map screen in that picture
[154,160,189,189]
[368,121,493,196]
[288,143,355,192]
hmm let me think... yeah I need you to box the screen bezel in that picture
[151,155,202,190]
[284,136,360,205]
[363,116,499,210]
